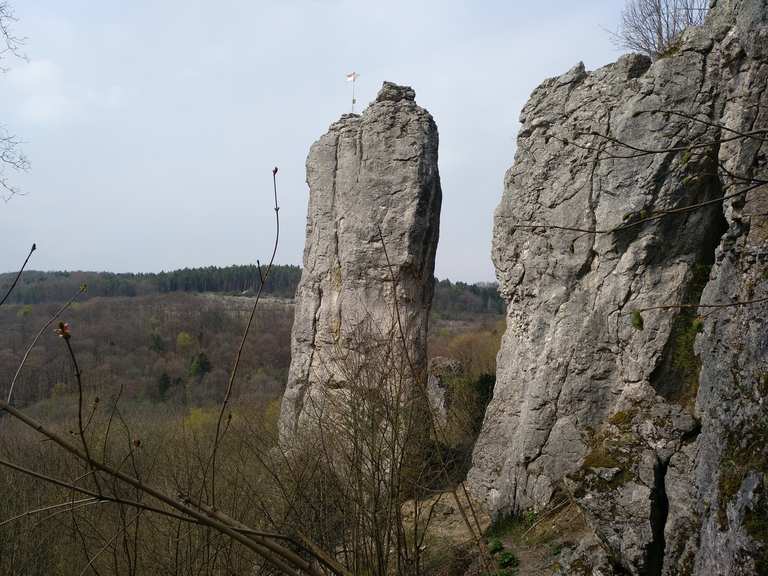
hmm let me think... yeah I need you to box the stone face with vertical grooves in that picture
[469,1,768,573]
[279,82,441,438]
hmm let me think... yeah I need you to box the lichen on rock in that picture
[279,81,442,439]
[468,1,768,574]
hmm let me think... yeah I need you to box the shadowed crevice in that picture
[645,458,670,576]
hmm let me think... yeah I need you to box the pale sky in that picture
[0,1,623,282]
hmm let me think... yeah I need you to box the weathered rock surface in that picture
[469,1,768,573]
[426,356,465,424]
[279,82,441,438]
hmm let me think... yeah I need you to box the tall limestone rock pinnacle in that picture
[279,81,441,438]
[469,1,768,574]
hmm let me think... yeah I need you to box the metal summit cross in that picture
[346,72,359,113]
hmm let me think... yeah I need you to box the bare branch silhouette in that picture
[0,242,34,307]
[0,3,29,200]
[208,166,280,506]
[610,0,708,58]
[7,283,87,403]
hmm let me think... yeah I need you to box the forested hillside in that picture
[0,289,504,576]
[0,278,503,412]
[0,294,294,409]
[0,265,302,303]
[0,265,504,315]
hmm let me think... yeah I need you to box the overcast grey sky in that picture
[1,0,623,282]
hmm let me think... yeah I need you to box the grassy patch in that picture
[574,423,642,494]
[486,512,523,539]
[497,550,519,570]
[608,409,635,431]
[717,422,768,531]
[488,538,503,555]
[650,262,711,411]
[743,483,768,573]
[657,39,682,58]
[582,444,620,469]
[758,373,768,397]
[744,493,768,542]
[480,502,586,576]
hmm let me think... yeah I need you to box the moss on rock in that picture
[717,422,768,531]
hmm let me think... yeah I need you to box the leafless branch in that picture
[376,225,493,573]
[0,125,31,201]
[7,283,87,403]
[0,497,98,529]
[208,167,280,506]
[60,324,104,495]
[0,398,320,575]
[0,3,29,200]
[0,1,25,70]
[631,295,768,313]
[0,242,34,307]
[77,510,141,576]
[512,180,766,236]
[0,171,342,576]
[610,0,709,58]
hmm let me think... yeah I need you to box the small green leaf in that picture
[497,550,519,569]
[692,317,704,333]
[488,538,504,555]
[631,310,644,331]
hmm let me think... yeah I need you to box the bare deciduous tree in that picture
[0,179,496,575]
[0,1,28,201]
[613,0,709,58]
[0,1,24,66]
[0,129,29,201]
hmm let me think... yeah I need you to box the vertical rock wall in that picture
[692,3,768,573]
[469,1,768,573]
[279,82,442,438]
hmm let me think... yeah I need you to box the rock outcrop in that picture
[279,82,441,438]
[426,356,465,424]
[469,1,768,573]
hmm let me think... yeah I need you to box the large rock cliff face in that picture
[279,82,441,438]
[469,1,768,573]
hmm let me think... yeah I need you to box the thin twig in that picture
[0,402,314,576]
[521,498,570,537]
[0,242,34,308]
[580,128,760,159]
[209,167,280,507]
[376,225,493,574]
[513,180,765,236]
[77,510,142,576]
[0,497,97,528]
[7,284,86,403]
[656,109,768,143]
[0,457,186,524]
[631,295,768,313]
[101,382,123,465]
[0,455,304,544]
[62,331,103,495]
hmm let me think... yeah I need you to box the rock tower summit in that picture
[279,82,442,438]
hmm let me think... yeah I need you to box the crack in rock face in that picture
[278,81,442,440]
[468,2,768,574]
